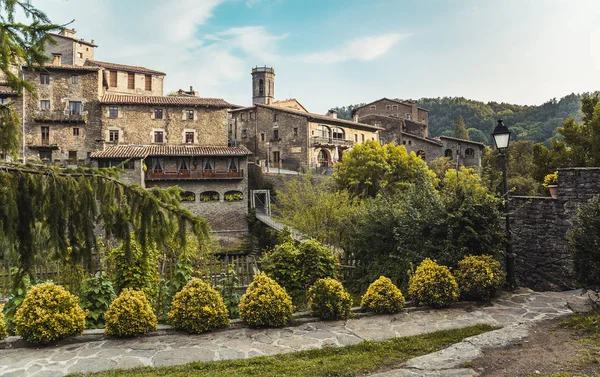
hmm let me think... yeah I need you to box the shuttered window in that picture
[109,71,117,87]
[145,75,152,91]
[127,73,135,89]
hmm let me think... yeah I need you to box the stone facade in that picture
[509,167,600,291]
[22,66,103,162]
[100,104,228,147]
[100,69,164,97]
[47,29,96,66]
[401,133,443,160]
[251,66,275,105]
[439,136,483,168]
[353,98,428,125]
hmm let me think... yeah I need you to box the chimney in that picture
[190,86,193,92]
[60,28,77,38]
[328,109,338,119]
[353,114,359,122]
[52,53,62,66]
[91,39,95,45]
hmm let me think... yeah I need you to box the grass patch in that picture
[68,324,495,377]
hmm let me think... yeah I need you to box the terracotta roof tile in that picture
[90,145,252,159]
[101,94,234,108]
[86,60,165,75]
[439,136,485,147]
[25,64,101,72]
[0,84,17,95]
[49,33,97,47]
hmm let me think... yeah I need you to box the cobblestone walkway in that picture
[0,289,589,377]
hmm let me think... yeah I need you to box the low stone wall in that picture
[510,167,600,291]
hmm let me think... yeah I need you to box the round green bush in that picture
[408,258,459,308]
[104,289,157,337]
[239,272,293,327]
[14,282,86,344]
[262,239,338,303]
[307,278,352,320]
[454,255,505,301]
[361,276,405,314]
[168,279,230,334]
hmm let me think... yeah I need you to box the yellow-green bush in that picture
[0,305,7,339]
[239,272,293,327]
[14,283,86,344]
[104,289,157,337]
[168,279,230,334]
[307,278,352,320]
[454,255,505,301]
[408,258,459,308]
[361,276,405,314]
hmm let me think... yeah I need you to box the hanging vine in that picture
[0,162,210,275]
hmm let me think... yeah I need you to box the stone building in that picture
[231,67,382,170]
[8,28,249,238]
[354,98,483,167]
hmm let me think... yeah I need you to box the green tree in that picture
[333,140,436,198]
[454,115,469,139]
[276,174,358,248]
[467,128,488,144]
[1,0,65,158]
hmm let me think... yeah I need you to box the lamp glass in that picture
[493,132,510,150]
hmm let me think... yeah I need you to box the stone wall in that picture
[510,167,600,291]
[440,138,482,168]
[102,70,164,96]
[400,134,443,162]
[101,105,228,147]
[23,68,103,162]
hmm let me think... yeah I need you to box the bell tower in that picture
[251,66,275,105]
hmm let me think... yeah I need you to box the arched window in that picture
[181,191,196,202]
[258,79,264,96]
[200,191,219,202]
[465,148,475,158]
[332,127,345,141]
[317,149,329,167]
[224,190,244,202]
[317,125,331,139]
[445,149,453,158]
[416,150,426,159]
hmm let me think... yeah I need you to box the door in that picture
[272,151,280,168]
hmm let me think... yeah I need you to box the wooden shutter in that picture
[127,73,135,89]
[145,75,152,91]
[109,71,117,87]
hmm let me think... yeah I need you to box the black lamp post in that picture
[492,119,516,289]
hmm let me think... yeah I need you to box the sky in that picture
[32,0,600,113]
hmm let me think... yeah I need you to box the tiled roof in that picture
[401,132,443,146]
[90,145,252,159]
[49,33,97,47]
[24,64,101,72]
[439,136,485,148]
[271,99,308,112]
[0,83,17,95]
[101,94,234,108]
[351,97,429,115]
[86,60,166,75]
[250,104,385,131]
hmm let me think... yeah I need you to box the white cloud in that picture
[296,33,411,64]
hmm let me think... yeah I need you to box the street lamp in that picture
[492,119,516,289]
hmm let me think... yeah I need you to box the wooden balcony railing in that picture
[32,111,87,123]
[145,169,244,181]
[312,136,354,147]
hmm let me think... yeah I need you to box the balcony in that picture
[145,169,244,181]
[32,110,87,124]
[312,136,354,148]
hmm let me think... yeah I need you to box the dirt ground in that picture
[472,317,600,377]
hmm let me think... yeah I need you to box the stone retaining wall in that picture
[510,167,600,290]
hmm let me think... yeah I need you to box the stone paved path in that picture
[0,289,590,377]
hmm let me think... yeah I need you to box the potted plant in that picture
[543,171,559,199]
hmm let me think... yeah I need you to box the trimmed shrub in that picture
[79,275,116,329]
[168,279,230,334]
[454,255,505,301]
[104,289,157,337]
[14,283,86,344]
[239,272,293,327]
[361,276,405,314]
[307,278,352,320]
[408,258,459,308]
[0,305,7,339]
[262,239,338,303]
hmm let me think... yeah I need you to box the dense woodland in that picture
[332,93,594,145]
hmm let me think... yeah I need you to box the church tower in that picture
[251,66,275,105]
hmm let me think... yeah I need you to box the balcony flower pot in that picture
[548,185,558,199]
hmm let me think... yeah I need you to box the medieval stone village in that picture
[0,1,600,377]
